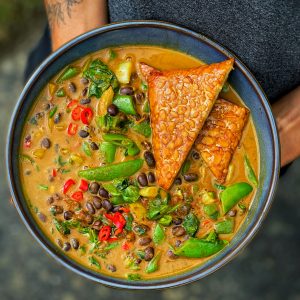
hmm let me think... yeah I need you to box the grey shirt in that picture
[108,0,300,102]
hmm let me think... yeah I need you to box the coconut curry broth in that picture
[19,46,259,280]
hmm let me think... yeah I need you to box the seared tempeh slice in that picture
[140,59,234,190]
[195,98,249,183]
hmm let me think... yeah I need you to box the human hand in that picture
[44,0,108,51]
[272,86,300,167]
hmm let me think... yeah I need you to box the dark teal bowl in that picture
[6,21,280,289]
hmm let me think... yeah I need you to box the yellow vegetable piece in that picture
[48,83,56,97]
[48,117,54,132]
[49,185,55,194]
[96,86,114,116]
[129,203,146,222]
[54,124,66,131]
[226,163,235,182]
[115,60,133,84]
[32,148,45,159]
[201,191,216,204]
[139,186,159,198]
[69,153,84,166]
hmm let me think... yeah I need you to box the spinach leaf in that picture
[153,224,165,245]
[147,200,180,220]
[122,185,140,203]
[83,59,118,98]
[132,120,152,138]
[124,213,134,231]
[145,252,161,273]
[88,256,101,269]
[182,213,199,237]
[127,273,142,281]
[53,218,79,235]
[158,215,172,226]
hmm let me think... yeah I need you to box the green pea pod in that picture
[132,120,152,138]
[182,212,199,236]
[145,252,161,273]
[203,203,219,220]
[215,218,234,234]
[158,215,172,226]
[82,142,92,157]
[49,106,57,118]
[174,237,227,258]
[56,66,80,83]
[153,224,165,245]
[56,88,66,97]
[220,182,253,214]
[113,94,137,115]
[78,159,143,181]
[143,101,150,113]
[100,142,116,163]
[181,159,191,175]
[244,155,258,187]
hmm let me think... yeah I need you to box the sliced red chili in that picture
[122,242,130,251]
[113,212,126,230]
[107,237,118,243]
[63,179,76,194]
[104,213,115,221]
[79,179,89,192]
[52,168,57,177]
[81,107,93,125]
[67,99,78,108]
[71,106,83,121]
[98,226,111,241]
[67,123,78,135]
[118,207,130,213]
[71,191,83,201]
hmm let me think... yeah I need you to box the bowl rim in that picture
[6,20,280,289]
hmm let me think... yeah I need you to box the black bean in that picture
[80,77,89,85]
[92,220,102,230]
[120,86,134,95]
[86,201,95,215]
[141,141,152,150]
[174,177,182,185]
[68,82,76,93]
[89,182,100,194]
[37,212,47,222]
[167,249,178,259]
[172,218,182,225]
[43,103,51,111]
[172,226,186,237]
[85,214,94,225]
[63,242,71,251]
[175,240,182,247]
[192,151,200,160]
[47,196,54,205]
[177,205,190,216]
[228,209,237,217]
[137,173,148,187]
[78,129,89,138]
[92,196,102,209]
[147,172,156,183]
[107,104,119,116]
[102,199,113,211]
[41,138,51,149]
[64,210,73,220]
[80,98,91,105]
[107,264,117,272]
[54,112,62,124]
[138,237,152,246]
[98,187,109,199]
[144,247,154,261]
[144,151,156,168]
[82,87,88,97]
[133,224,150,236]
[57,239,63,248]
[90,142,99,150]
[183,173,199,182]
[70,238,79,249]
[112,205,121,213]
[50,205,63,215]
[134,91,144,104]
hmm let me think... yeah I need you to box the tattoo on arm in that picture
[45,0,83,28]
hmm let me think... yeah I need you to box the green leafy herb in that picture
[244,155,258,187]
[53,218,71,235]
[147,199,180,221]
[203,203,219,220]
[124,256,140,270]
[82,141,92,157]
[182,213,199,237]
[158,215,172,226]
[89,256,101,269]
[49,106,57,118]
[136,250,145,260]
[56,88,66,97]
[122,185,140,203]
[125,213,134,231]
[132,120,152,138]
[59,168,71,174]
[19,154,35,164]
[38,184,48,190]
[103,242,119,251]
[56,155,67,167]
[83,59,118,98]
[145,252,161,273]
[153,224,165,244]
[79,245,87,255]
[127,273,142,281]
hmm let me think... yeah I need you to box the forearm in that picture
[272,86,300,167]
[44,0,107,51]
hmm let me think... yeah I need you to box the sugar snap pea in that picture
[215,218,234,234]
[78,159,143,181]
[100,142,116,163]
[56,66,80,83]
[244,155,258,187]
[220,182,253,214]
[113,94,137,115]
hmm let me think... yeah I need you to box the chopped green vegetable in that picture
[82,141,92,157]
[140,81,148,91]
[49,106,57,118]
[220,182,253,214]
[124,213,134,231]
[145,252,161,273]
[127,273,142,281]
[56,66,80,83]
[115,61,133,84]
[181,160,191,175]
[221,81,229,93]
[108,49,117,60]
[182,213,199,237]
[158,215,172,226]
[203,203,219,220]
[100,142,116,163]
[53,218,78,235]
[214,183,226,190]
[153,223,165,245]
[38,184,48,190]
[201,191,216,204]
[88,256,101,269]
[122,185,140,203]
[132,120,152,138]
[244,155,258,187]
[19,154,35,164]
[174,232,227,258]
[83,59,118,98]
[143,101,150,113]
[147,199,179,220]
[113,94,137,115]
[78,159,144,181]
[55,88,65,97]
[103,242,119,251]
[238,203,247,214]
[215,218,234,234]
[56,155,67,166]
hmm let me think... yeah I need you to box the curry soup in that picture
[19,46,259,280]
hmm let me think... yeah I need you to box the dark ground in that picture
[0,2,299,299]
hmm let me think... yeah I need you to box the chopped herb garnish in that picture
[127,273,142,281]
[38,184,48,191]
[89,256,101,269]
